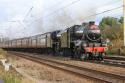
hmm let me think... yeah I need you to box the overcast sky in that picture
[0,0,123,39]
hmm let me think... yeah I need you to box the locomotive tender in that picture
[0,21,107,60]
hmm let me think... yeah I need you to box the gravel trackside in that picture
[7,54,105,83]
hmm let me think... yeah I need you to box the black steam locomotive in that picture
[0,21,107,60]
[51,21,107,60]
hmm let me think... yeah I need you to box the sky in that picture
[0,0,123,39]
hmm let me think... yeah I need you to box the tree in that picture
[119,17,123,24]
[99,17,119,29]
[99,16,123,40]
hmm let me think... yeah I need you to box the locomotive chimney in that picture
[89,21,95,26]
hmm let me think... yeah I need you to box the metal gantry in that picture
[123,0,125,46]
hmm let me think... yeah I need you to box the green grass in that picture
[0,65,22,83]
[3,74,21,83]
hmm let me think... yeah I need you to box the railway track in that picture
[86,59,125,68]
[105,56,125,61]
[103,59,125,66]
[103,56,125,66]
[8,51,125,83]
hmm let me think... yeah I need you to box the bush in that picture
[106,48,119,55]
[120,48,125,56]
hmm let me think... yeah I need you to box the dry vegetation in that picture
[0,49,7,59]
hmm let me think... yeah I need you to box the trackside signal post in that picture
[124,0,125,46]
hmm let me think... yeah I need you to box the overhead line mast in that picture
[123,0,125,47]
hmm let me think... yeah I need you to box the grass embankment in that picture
[0,49,22,83]
[0,65,22,83]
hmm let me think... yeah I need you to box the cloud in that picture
[0,0,123,39]
[95,0,123,24]
[0,0,43,38]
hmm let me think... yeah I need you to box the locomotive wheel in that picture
[99,56,103,60]
[80,53,87,60]
[74,49,87,60]
[74,46,87,60]
[98,53,104,60]
[74,47,79,59]
[74,51,80,59]
[88,53,93,60]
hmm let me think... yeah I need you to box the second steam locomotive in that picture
[1,21,108,60]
